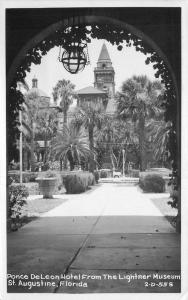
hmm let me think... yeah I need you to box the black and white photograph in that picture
[1,1,188,299]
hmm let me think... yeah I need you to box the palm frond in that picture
[51,123,92,165]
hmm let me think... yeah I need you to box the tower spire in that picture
[98,43,111,62]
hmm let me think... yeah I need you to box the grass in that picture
[23,197,67,215]
[150,196,177,228]
[8,197,67,232]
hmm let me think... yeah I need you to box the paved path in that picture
[7,184,180,293]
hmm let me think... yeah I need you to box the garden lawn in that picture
[150,196,177,228]
[23,198,66,215]
[13,198,66,230]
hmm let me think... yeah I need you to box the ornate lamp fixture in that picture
[58,41,90,74]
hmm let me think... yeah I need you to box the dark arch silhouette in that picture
[7,14,178,99]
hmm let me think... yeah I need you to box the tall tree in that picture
[52,79,75,124]
[35,109,57,164]
[116,75,164,171]
[73,103,104,171]
[96,116,132,170]
[147,119,171,166]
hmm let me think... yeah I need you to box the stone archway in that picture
[8,15,178,99]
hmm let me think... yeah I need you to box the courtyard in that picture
[5,6,182,297]
[7,182,180,293]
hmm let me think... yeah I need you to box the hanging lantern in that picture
[58,42,90,74]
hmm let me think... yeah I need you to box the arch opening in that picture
[7,14,180,230]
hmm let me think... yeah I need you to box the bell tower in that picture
[94,43,115,98]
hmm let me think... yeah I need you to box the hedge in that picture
[139,173,165,193]
[63,172,95,194]
[8,170,96,195]
[8,171,38,183]
[130,169,140,178]
[100,170,108,178]
[94,170,100,183]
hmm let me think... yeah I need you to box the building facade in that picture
[76,86,108,109]
[76,43,116,115]
[94,43,116,114]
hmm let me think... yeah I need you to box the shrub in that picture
[25,172,38,182]
[8,176,14,186]
[21,183,39,195]
[168,188,179,208]
[8,172,38,183]
[8,172,20,183]
[42,162,50,171]
[100,170,108,178]
[94,170,100,183]
[88,173,95,186]
[63,172,95,194]
[28,174,38,182]
[63,174,86,194]
[8,184,29,231]
[139,173,165,193]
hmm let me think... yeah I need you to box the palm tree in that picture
[99,118,138,172]
[51,124,91,171]
[116,75,164,171]
[52,79,75,124]
[35,109,57,164]
[72,102,104,171]
[96,116,126,169]
[97,116,118,145]
[97,116,117,168]
[147,119,171,165]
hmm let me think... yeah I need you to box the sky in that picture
[25,38,157,100]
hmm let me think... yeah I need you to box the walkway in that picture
[7,183,180,293]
